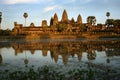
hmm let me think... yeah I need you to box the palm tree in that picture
[106,12,110,19]
[0,12,2,29]
[23,12,28,27]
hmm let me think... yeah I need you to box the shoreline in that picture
[0,36,120,43]
[0,34,120,41]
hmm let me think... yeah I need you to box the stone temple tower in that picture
[77,14,82,24]
[53,13,58,25]
[42,20,47,27]
[61,9,68,22]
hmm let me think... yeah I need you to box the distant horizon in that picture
[0,0,120,30]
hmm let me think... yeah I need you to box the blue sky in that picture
[0,0,120,30]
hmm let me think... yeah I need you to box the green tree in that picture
[0,29,11,36]
[58,23,67,32]
[114,19,120,27]
[23,12,28,26]
[105,19,114,27]
[106,12,110,19]
[87,51,96,60]
[113,19,120,33]
[87,16,96,26]
[30,22,35,27]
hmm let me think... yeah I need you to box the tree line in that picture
[0,29,11,36]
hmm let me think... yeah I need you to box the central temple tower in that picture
[61,9,68,22]
[53,13,58,25]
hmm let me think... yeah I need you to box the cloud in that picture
[2,0,38,4]
[44,5,61,12]
[1,0,53,4]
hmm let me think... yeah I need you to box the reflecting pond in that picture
[0,39,120,79]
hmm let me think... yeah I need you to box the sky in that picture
[0,0,120,30]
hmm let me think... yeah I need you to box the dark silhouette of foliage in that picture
[30,22,35,27]
[106,12,110,18]
[87,16,96,26]
[23,12,28,19]
[58,23,67,32]
[114,19,120,27]
[50,17,54,26]
[0,29,11,36]
[105,19,114,27]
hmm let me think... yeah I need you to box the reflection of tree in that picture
[24,47,29,67]
[24,58,28,65]
[87,50,96,60]
[0,49,2,64]
[0,54,2,64]
[105,48,120,57]
[106,58,110,63]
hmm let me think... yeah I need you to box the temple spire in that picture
[77,14,82,24]
[61,9,68,22]
[53,13,58,25]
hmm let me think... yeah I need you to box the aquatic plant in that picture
[0,65,119,80]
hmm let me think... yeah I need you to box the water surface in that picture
[0,39,120,77]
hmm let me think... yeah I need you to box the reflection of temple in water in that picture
[0,40,120,65]
[12,42,83,65]
[10,40,120,64]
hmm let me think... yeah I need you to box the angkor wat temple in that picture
[12,9,120,38]
[12,9,82,36]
